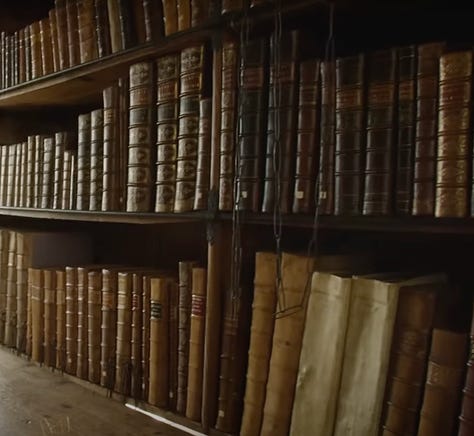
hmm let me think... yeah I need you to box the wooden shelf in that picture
[0,207,211,224]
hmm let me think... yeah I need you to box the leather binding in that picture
[77,0,99,63]
[395,45,417,214]
[0,230,9,344]
[149,276,172,407]
[18,28,26,83]
[0,146,7,205]
[76,267,90,379]
[175,45,206,212]
[14,143,22,207]
[90,109,104,211]
[319,61,336,214]
[29,268,44,363]
[29,21,42,80]
[126,62,156,212]
[56,270,67,371]
[176,261,198,414]
[221,0,243,13]
[55,0,70,70]
[25,138,34,208]
[0,32,4,89]
[292,59,320,214]
[20,142,28,207]
[41,137,55,209]
[107,0,122,53]
[49,9,60,72]
[118,77,130,211]
[6,144,16,208]
[436,51,472,217]
[186,267,207,421]
[26,256,32,355]
[53,132,67,210]
[15,233,27,352]
[39,18,54,76]
[191,0,209,27]
[241,252,277,436]
[61,150,74,210]
[380,276,443,436]
[77,112,92,211]
[4,34,10,88]
[108,0,136,52]
[169,277,179,410]
[12,32,19,86]
[363,49,397,216]
[238,37,270,212]
[86,270,101,383]
[142,0,164,43]
[94,0,111,58]
[335,54,365,215]
[418,329,468,435]
[66,0,80,67]
[43,269,57,368]
[194,98,212,210]
[412,42,445,216]
[218,41,238,211]
[155,53,180,213]
[142,274,152,400]
[102,84,120,211]
[177,0,191,31]
[131,272,144,399]
[24,26,31,82]
[100,268,118,389]
[4,232,16,347]
[131,0,147,44]
[162,0,178,36]
[34,135,44,209]
[65,266,78,375]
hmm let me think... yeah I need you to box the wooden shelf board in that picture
[0,207,210,224]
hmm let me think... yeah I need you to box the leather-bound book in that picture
[335,54,365,215]
[39,18,54,76]
[0,32,5,89]
[131,272,144,399]
[107,0,122,53]
[262,32,302,213]
[25,137,34,208]
[175,45,206,212]
[155,53,180,213]
[118,0,136,49]
[15,233,28,352]
[55,0,70,70]
[66,0,80,67]
[318,60,336,214]
[102,84,120,211]
[77,112,92,211]
[0,146,8,206]
[18,28,26,83]
[107,0,136,53]
[26,270,32,355]
[395,45,417,214]
[142,0,164,42]
[41,137,55,209]
[292,59,320,214]
[43,269,57,368]
[380,275,445,436]
[89,108,104,211]
[87,270,102,384]
[77,0,99,63]
[435,51,472,217]
[13,32,19,86]
[169,277,179,409]
[94,0,111,58]
[126,62,156,212]
[100,268,118,389]
[131,0,146,44]
[53,132,70,210]
[6,145,16,208]
[49,9,60,72]
[142,274,152,400]
[218,41,238,211]
[191,0,209,27]
[186,267,207,421]
[194,98,212,210]
[417,329,468,435]
[34,135,44,208]
[29,268,44,363]
[363,49,397,216]
[149,276,172,407]
[61,150,74,210]
[29,22,42,80]
[177,0,191,31]
[0,230,9,344]
[76,267,90,379]
[119,77,130,209]
[221,0,243,13]
[162,0,178,36]
[4,230,16,347]
[21,141,29,207]
[14,143,22,207]
[412,42,445,216]
[56,269,67,371]
[65,266,78,374]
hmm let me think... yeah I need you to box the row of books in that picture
[0,0,164,90]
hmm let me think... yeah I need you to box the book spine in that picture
[162,0,178,36]
[142,274,152,400]
[117,0,136,50]
[0,231,8,344]
[41,137,55,209]
[33,135,44,208]
[15,234,28,352]
[77,113,92,211]
[363,49,398,216]
[107,0,123,53]
[24,26,31,82]
[155,53,180,212]
[53,132,67,209]
[177,0,191,31]
[131,0,147,44]
[29,22,42,80]
[76,267,89,379]
[169,279,179,410]
[55,0,70,70]
[49,9,60,72]
[118,77,130,211]
[4,230,17,347]
[66,0,80,66]
[94,0,112,58]
[90,108,104,211]
[0,146,7,205]
[61,150,74,210]
[56,270,67,371]
[14,143,22,207]
[77,0,99,63]
[65,266,78,375]
[218,41,238,211]
[6,144,16,208]
[142,0,164,42]
[43,269,57,368]
[29,268,44,363]
[131,272,144,399]
[39,18,54,76]
[185,267,207,421]
[191,0,210,27]
[87,270,102,384]
[20,141,28,207]
[18,28,26,83]
[435,51,472,217]
[126,62,156,212]
[221,0,243,13]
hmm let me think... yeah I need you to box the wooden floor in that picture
[0,347,188,436]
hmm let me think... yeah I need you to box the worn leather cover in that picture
[29,268,44,363]
[77,113,91,211]
[41,137,55,209]
[39,18,54,75]
[29,21,43,79]
[162,0,178,36]
[55,0,70,70]
[89,109,104,211]
[0,230,9,345]
[94,0,111,58]
[66,0,80,66]
[194,98,212,210]
[177,0,191,31]
[100,268,117,389]
[77,0,98,63]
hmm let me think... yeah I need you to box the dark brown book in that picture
[107,0,122,53]
[87,270,102,383]
[29,268,44,363]
[55,0,70,70]
[0,32,5,89]
[66,0,80,67]
[0,230,9,344]
[186,267,207,421]
[49,9,60,72]
[194,98,212,210]
[417,329,468,435]
[218,41,238,211]
[221,0,243,13]
[6,144,16,208]
[107,0,136,53]
[29,22,42,80]
[0,146,8,206]
[20,141,29,207]
[126,62,156,212]
[162,0,178,36]
[65,266,78,374]
[15,232,27,352]
[395,45,417,215]
[43,269,57,368]
[56,269,67,371]
[18,28,26,83]
[4,232,16,347]
[77,112,92,211]
[94,0,112,58]
[76,267,90,379]
[131,272,144,399]
[155,53,180,213]
[12,32,19,86]
[14,142,22,207]
[39,18,54,76]
[177,0,191,31]
[175,45,206,212]
[34,135,44,209]
[52,132,68,210]
[412,42,445,216]
[435,51,472,217]
[41,137,55,209]
[77,0,99,63]
[191,0,209,27]
[335,54,365,215]
[131,0,147,44]
[24,26,32,82]
[142,0,164,42]
[363,49,397,216]
[26,137,35,208]
[169,278,179,410]
[89,108,104,211]
[118,77,130,211]
[292,59,320,214]
[142,274,152,400]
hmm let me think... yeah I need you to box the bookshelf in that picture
[0,1,473,436]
